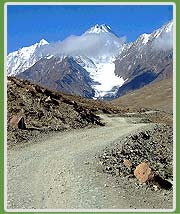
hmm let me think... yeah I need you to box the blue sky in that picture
[7,5,173,53]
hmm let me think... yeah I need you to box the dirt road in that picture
[7,115,171,210]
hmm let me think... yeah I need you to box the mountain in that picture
[7,39,49,76]
[114,20,173,97]
[83,24,116,35]
[73,55,125,98]
[8,24,125,99]
[17,56,96,98]
[7,21,173,100]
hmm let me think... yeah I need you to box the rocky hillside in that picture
[7,77,103,146]
[8,77,140,146]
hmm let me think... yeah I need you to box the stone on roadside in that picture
[123,159,132,169]
[9,115,26,129]
[134,162,153,183]
[153,185,159,191]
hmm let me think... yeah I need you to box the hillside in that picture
[7,77,104,146]
[112,78,173,113]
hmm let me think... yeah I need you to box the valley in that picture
[112,78,173,114]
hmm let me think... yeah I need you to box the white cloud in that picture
[40,32,126,58]
[153,30,173,51]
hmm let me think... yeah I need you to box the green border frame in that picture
[0,0,179,214]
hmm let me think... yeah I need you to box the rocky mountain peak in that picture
[84,24,112,34]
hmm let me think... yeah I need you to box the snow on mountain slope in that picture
[40,24,124,58]
[7,24,125,99]
[92,61,125,98]
[114,20,173,97]
[70,24,125,98]
[7,39,49,76]
[152,20,173,39]
[115,20,173,78]
[75,56,124,98]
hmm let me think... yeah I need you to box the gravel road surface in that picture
[7,115,173,210]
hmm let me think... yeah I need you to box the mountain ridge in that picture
[7,20,173,100]
[7,39,49,76]
[114,20,173,97]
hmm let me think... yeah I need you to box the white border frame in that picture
[4,2,176,213]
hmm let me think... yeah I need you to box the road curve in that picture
[7,115,149,210]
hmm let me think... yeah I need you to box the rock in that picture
[98,124,173,190]
[115,168,120,176]
[131,135,138,140]
[134,162,153,183]
[123,159,132,169]
[105,166,112,171]
[63,98,75,105]
[153,185,158,191]
[139,108,146,113]
[84,161,89,165]
[9,115,26,129]
[45,96,51,102]
[141,131,150,140]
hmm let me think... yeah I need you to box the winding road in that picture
[7,115,151,210]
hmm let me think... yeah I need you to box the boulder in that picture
[9,115,26,129]
[134,162,153,183]
[140,131,150,140]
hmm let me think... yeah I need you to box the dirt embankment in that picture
[8,77,142,147]
[7,77,104,146]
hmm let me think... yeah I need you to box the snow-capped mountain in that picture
[7,24,125,99]
[7,21,173,100]
[114,20,173,97]
[7,39,49,76]
[83,24,112,34]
